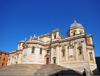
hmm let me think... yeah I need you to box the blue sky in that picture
[0,0,100,56]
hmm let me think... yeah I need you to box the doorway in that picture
[54,59,56,64]
[46,58,49,64]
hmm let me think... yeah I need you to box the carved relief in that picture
[22,41,28,49]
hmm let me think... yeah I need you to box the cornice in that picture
[0,51,9,54]
[77,46,82,49]
[51,28,60,33]
[74,42,77,44]
[19,35,86,47]
[87,44,94,47]
[18,41,24,44]
[86,48,94,50]
[10,49,22,54]
[60,35,85,43]
[66,26,85,34]
[86,34,93,38]
[59,33,63,38]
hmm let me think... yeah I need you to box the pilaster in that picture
[35,47,39,63]
[82,41,87,61]
[59,45,61,62]
[75,42,78,61]
[50,47,53,64]
[92,50,96,64]
[56,32,59,39]
[65,45,68,61]
[52,34,54,40]
[18,53,22,63]
[56,46,59,64]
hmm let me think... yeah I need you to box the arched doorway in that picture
[53,57,56,64]
[54,59,56,64]
[46,58,49,64]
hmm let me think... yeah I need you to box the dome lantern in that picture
[73,19,76,23]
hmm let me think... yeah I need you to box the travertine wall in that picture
[7,28,97,73]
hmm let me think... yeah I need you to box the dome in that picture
[70,19,83,28]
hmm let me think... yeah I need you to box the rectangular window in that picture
[2,63,4,66]
[4,54,6,56]
[47,50,49,53]
[79,49,82,55]
[0,57,1,60]
[3,58,5,61]
[89,52,93,60]
[40,48,42,54]
[32,47,35,53]
[63,51,65,57]
[0,53,2,55]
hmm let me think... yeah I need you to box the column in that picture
[50,47,53,64]
[65,45,68,61]
[75,42,78,61]
[56,46,59,64]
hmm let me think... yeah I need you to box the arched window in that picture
[73,32,75,36]
[54,35,56,39]
[32,47,35,53]
[62,45,64,48]
[78,42,81,45]
[40,48,42,54]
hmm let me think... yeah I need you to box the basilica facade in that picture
[7,20,97,72]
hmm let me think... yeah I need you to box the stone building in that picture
[7,20,97,72]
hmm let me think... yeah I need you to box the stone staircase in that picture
[0,64,83,76]
[0,64,42,75]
